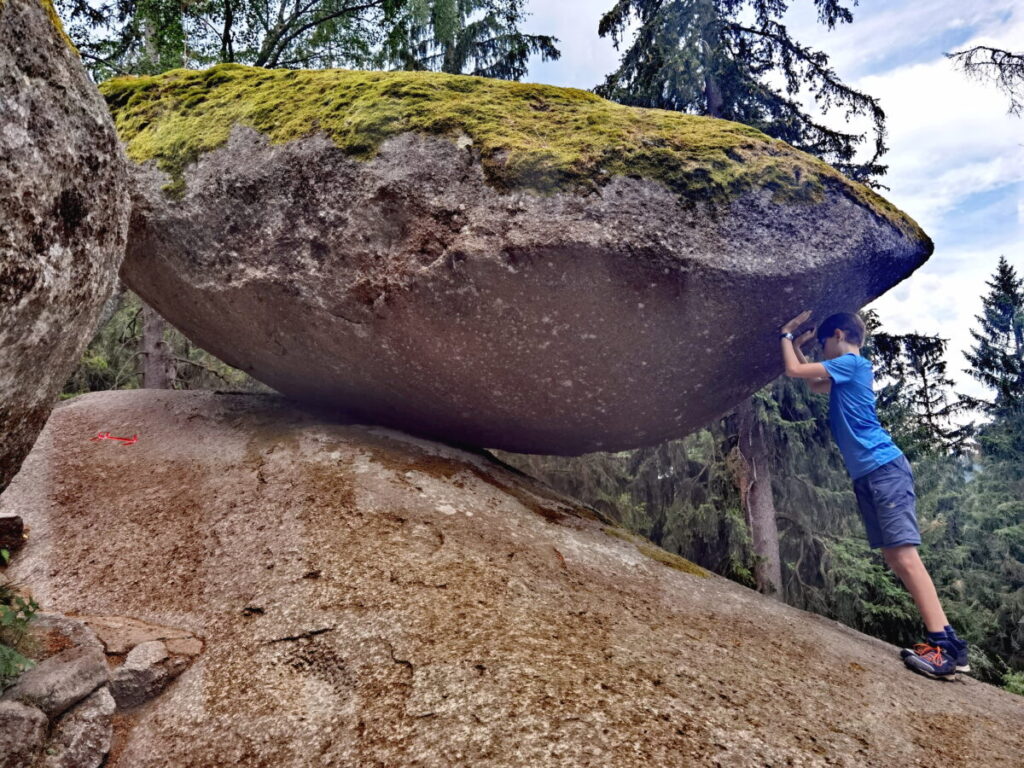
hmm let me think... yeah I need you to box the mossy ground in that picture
[98,63,925,241]
[603,525,709,578]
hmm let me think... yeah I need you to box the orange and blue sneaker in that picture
[901,626,970,675]
[903,642,958,679]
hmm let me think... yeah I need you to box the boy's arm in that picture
[793,344,831,394]
[780,337,829,379]
[778,311,831,388]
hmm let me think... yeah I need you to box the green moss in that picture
[603,525,709,578]
[98,63,925,240]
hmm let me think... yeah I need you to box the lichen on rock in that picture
[0,0,77,51]
[99,63,923,240]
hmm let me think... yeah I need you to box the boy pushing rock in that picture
[779,310,969,679]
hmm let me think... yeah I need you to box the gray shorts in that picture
[852,454,921,549]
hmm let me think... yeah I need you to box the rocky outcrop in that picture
[0,643,108,720]
[0,611,199,767]
[1,388,1021,767]
[0,0,131,492]
[100,64,931,455]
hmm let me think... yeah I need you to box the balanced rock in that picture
[3,388,1022,767]
[0,0,131,491]
[102,65,930,454]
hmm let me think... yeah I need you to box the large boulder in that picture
[2,389,1022,766]
[101,64,930,454]
[0,0,131,491]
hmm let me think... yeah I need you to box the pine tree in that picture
[963,256,1024,419]
[595,0,887,183]
[869,330,971,457]
[381,0,559,79]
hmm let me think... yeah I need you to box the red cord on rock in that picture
[90,431,138,446]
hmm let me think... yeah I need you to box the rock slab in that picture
[1,388,1021,767]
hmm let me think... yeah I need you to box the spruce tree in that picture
[595,0,887,183]
[870,331,971,457]
[381,0,560,79]
[963,256,1024,419]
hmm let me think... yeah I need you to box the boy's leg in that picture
[881,545,948,633]
[862,458,967,676]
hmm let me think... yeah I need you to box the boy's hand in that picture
[780,310,812,334]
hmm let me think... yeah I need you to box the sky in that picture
[520,0,1024,415]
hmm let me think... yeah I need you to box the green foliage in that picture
[868,328,972,457]
[817,537,919,641]
[381,0,560,79]
[56,0,397,78]
[1004,670,1024,696]
[0,549,39,691]
[595,0,888,183]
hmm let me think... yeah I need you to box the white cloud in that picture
[523,1,626,90]
[855,44,1024,238]
[781,0,1016,78]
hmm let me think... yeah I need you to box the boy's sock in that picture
[926,630,948,644]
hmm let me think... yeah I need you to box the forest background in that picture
[28,0,1024,693]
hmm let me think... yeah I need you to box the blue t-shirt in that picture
[820,353,903,480]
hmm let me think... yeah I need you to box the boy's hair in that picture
[817,312,867,346]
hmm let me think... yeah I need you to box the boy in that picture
[778,309,969,680]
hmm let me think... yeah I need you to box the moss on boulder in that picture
[99,63,924,241]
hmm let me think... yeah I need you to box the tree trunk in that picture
[736,396,783,598]
[704,70,724,118]
[141,302,176,389]
[701,10,725,119]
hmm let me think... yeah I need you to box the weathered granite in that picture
[2,388,1021,767]
[0,0,130,491]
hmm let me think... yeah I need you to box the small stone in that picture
[110,642,176,710]
[124,640,169,669]
[77,615,194,655]
[28,614,105,657]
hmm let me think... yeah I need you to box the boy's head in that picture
[816,312,866,359]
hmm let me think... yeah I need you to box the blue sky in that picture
[521,0,1024,411]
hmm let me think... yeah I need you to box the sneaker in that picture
[900,635,970,672]
[903,643,958,679]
